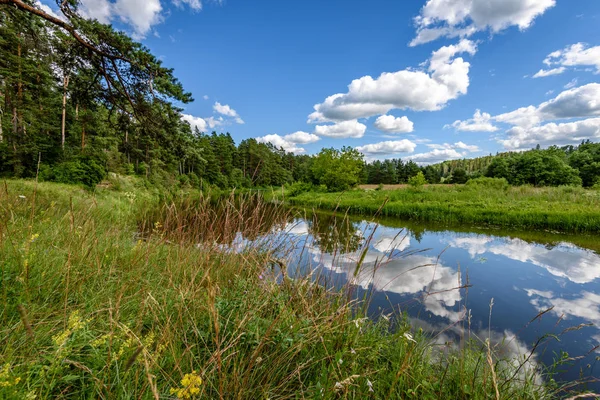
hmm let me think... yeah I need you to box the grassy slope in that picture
[287,185,600,234]
[0,180,569,399]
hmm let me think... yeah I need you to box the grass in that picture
[284,184,600,234]
[0,179,589,399]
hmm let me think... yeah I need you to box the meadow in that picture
[0,179,586,399]
[285,181,600,234]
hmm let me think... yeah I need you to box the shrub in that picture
[43,157,107,189]
[287,181,314,197]
[466,177,509,190]
[408,172,427,188]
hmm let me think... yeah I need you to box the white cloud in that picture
[255,134,306,154]
[427,142,480,153]
[495,106,542,128]
[314,120,367,139]
[542,43,600,75]
[356,140,417,156]
[454,141,480,152]
[181,113,207,132]
[308,39,477,123]
[203,95,209,100]
[448,109,498,132]
[532,67,566,78]
[406,148,464,165]
[78,0,113,24]
[283,131,320,144]
[499,118,600,150]
[71,0,205,39]
[374,115,414,133]
[114,0,163,39]
[451,84,600,150]
[411,0,555,46]
[538,83,600,119]
[213,102,244,124]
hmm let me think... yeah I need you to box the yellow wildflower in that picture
[170,371,203,399]
[0,364,21,388]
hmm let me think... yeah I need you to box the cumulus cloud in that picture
[181,113,207,132]
[255,134,306,154]
[308,39,477,123]
[539,43,600,75]
[356,140,417,156]
[450,84,600,150]
[213,102,244,124]
[499,118,600,150]
[447,109,498,132]
[374,115,414,133]
[283,131,320,144]
[254,131,320,154]
[314,120,367,139]
[411,0,555,46]
[406,148,464,165]
[68,0,206,39]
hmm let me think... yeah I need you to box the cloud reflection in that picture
[448,236,600,284]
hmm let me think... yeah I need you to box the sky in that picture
[40,0,600,164]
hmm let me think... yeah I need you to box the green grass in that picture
[0,179,585,399]
[285,185,600,234]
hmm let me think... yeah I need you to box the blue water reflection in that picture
[273,217,600,388]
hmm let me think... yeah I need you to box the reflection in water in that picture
[306,214,364,253]
[449,236,600,284]
[210,208,600,388]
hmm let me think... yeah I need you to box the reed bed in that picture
[0,180,588,399]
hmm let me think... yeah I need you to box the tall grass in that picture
[286,185,600,233]
[0,180,587,398]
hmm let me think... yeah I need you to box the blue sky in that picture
[41,0,600,163]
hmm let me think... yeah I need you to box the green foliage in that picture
[40,157,106,188]
[286,181,315,197]
[449,168,469,184]
[408,171,427,188]
[311,147,365,192]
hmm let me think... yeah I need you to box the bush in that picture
[466,177,509,190]
[408,172,427,188]
[42,157,107,189]
[287,181,314,197]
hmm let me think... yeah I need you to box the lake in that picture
[221,208,600,389]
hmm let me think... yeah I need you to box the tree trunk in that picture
[61,74,69,150]
[81,106,86,151]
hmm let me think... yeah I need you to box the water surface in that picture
[230,210,600,388]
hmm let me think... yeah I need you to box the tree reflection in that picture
[307,212,364,253]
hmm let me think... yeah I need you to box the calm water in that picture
[228,211,600,388]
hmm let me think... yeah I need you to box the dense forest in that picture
[2,1,600,192]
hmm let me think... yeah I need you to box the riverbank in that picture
[285,184,600,234]
[0,180,576,398]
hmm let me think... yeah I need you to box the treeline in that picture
[364,142,600,188]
